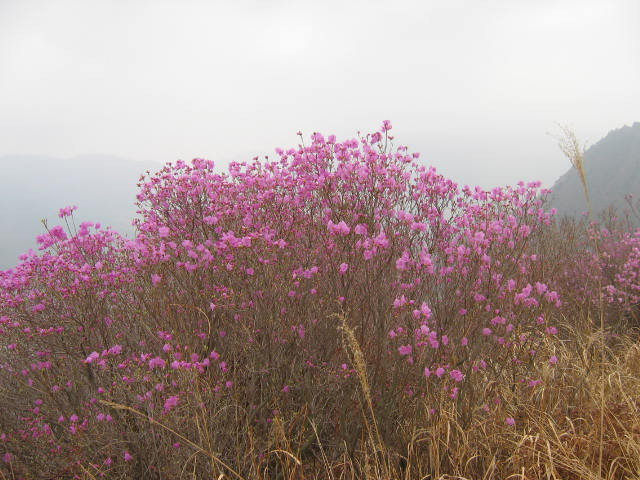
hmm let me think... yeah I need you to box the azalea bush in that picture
[543,217,640,330]
[1,122,638,479]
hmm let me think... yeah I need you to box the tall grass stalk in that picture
[556,124,606,478]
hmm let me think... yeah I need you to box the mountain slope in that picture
[549,122,640,223]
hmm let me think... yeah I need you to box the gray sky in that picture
[1,0,638,188]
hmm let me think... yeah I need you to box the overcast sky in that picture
[1,0,638,188]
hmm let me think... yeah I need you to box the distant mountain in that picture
[0,155,160,270]
[549,122,640,224]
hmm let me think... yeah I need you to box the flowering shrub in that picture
[1,122,637,478]
[553,221,640,327]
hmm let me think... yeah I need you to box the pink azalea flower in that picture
[398,344,412,356]
[58,205,77,218]
[354,223,367,235]
[327,220,351,236]
[148,357,166,369]
[395,251,410,271]
[84,351,100,364]
[164,395,179,412]
[108,344,122,355]
[393,295,407,308]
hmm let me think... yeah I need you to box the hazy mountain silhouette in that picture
[549,122,640,224]
[0,155,160,270]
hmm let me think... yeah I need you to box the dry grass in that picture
[260,319,640,480]
[2,312,639,479]
[555,124,590,214]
